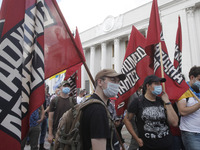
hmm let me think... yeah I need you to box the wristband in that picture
[165,102,171,105]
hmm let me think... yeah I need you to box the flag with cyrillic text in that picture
[115,26,153,116]
[173,16,182,74]
[0,0,45,149]
[145,0,189,102]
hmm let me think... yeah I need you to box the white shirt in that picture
[77,96,83,104]
[179,97,200,133]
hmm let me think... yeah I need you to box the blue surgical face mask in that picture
[193,81,200,89]
[62,87,70,94]
[152,85,162,96]
[103,82,119,98]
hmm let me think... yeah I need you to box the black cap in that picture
[143,75,166,86]
[60,80,70,87]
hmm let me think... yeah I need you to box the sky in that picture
[0,0,152,32]
[58,0,152,32]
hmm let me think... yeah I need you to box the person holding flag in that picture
[177,66,200,150]
[124,75,178,150]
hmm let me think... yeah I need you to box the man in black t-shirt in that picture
[80,69,125,150]
[48,80,76,150]
[124,75,178,150]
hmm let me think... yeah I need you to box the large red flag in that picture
[145,0,189,102]
[64,28,85,88]
[44,1,85,79]
[115,26,153,116]
[0,0,45,149]
[173,16,182,73]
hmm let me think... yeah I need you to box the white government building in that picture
[48,0,200,94]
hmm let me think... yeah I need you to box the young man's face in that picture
[148,81,161,93]
[101,76,120,89]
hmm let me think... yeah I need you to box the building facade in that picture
[80,0,200,93]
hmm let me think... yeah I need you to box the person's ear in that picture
[97,79,103,87]
[190,75,196,82]
[190,75,194,80]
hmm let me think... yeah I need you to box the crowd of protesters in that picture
[21,66,200,150]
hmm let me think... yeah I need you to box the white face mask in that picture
[103,82,120,98]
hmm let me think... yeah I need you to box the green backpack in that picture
[54,98,115,150]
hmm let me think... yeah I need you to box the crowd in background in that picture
[21,66,200,150]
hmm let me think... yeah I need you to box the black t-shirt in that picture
[80,93,111,150]
[128,95,172,149]
[49,96,73,133]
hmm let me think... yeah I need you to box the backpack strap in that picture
[69,96,76,108]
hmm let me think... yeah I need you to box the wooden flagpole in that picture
[159,42,165,92]
[189,89,200,102]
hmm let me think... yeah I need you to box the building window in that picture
[112,44,114,57]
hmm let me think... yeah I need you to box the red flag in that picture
[173,16,182,73]
[145,0,189,102]
[74,27,85,88]
[0,0,45,149]
[64,63,82,83]
[44,1,85,79]
[115,26,153,116]
[64,28,85,88]
[75,27,85,62]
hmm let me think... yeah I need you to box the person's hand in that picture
[48,134,54,143]
[136,138,144,147]
[37,118,43,124]
[161,91,170,103]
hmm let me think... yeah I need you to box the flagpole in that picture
[159,42,165,91]
[189,89,200,102]
[52,0,95,88]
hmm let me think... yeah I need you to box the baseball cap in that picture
[143,75,166,86]
[60,80,70,87]
[95,69,126,81]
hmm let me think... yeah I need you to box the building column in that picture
[90,46,95,92]
[81,50,86,89]
[101,42,107,69]
[114,38,121,72]
[186,6,199,66]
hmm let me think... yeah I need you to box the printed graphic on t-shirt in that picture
[141,106,169,139]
